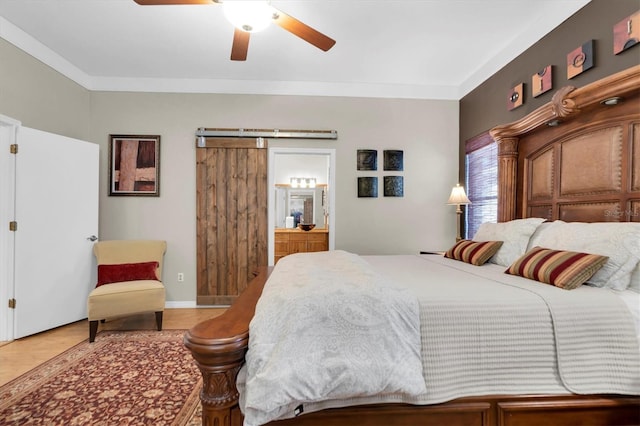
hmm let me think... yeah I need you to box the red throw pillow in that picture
[444,239,503,266]
[96,261,159,287]
[505,247,608,290]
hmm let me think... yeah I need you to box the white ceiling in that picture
[0,0,591,100]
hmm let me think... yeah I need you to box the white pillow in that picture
[531,221,640,291]
[526,221,557,251]
[472,218,546,267]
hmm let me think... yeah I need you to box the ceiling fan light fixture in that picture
[223,0,273,33]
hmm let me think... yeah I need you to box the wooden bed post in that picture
[184,267,271,426]
[495,136,519,222]
[185,340,246,426]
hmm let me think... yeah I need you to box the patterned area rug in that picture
[0,330,203,425]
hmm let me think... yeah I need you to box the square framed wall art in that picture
[613,11,640,55]
[357,149,377,171]
[532,65,552,98]
[567,40,594,79]
[109,134,161,196]
[383,150,404,171]
[507,83,524,110]
[357,177,378,198]
[383,176,404,197]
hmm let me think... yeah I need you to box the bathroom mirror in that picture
[275,185,326,229]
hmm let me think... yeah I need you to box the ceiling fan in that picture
[133,0,336,61]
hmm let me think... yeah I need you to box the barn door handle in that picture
[87,235,98,241]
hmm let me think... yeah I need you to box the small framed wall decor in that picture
[358,177,378,198]
[507,83,524,111]
[383,176,404,197]
[532,65,552,98]
[567,40,594,79]
[109,134,160,196]
[613,10,640,55]
[357,149,377,171]
[383,150,404,171]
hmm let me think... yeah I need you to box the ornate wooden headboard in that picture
[489,65,640,223]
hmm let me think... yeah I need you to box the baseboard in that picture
[165,301,197,308]
[164,301,230,309]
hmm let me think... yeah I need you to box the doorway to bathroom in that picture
[268,147,336,265]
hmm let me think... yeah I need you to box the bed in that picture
[184,65,640,426]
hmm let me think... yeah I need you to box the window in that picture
[465,139,497,239]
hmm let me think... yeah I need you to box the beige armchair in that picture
[87,240,167,342]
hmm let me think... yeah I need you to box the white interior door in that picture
[0,115,20,341]
[13,127,99,339]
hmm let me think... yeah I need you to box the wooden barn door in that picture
[196,138,268,305]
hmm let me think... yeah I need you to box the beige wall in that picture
[1,36,459,303]
[0,39,90,140]
[89,92,459,302]
[2,0,633,304]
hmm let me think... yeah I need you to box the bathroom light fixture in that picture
[447,184,471,242]
[290,177,316,188]
[223,0,274,33]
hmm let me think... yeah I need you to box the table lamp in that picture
[447,183,471,241]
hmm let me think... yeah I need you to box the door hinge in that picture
[8,298,16,309]
[10,144,18,154]
[9,221,17,231]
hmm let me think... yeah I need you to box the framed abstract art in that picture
[109,134,160,196]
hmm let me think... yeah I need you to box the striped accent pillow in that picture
[506,246,609,290]
[444,240,503,266]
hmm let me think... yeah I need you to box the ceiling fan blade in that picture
[231,28,250,61]
[133,0,216,5]
[272,8,336,52]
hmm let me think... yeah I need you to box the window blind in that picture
[465,141,497,239]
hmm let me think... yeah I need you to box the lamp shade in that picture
[223,0,273,33]
[447,184,471,205]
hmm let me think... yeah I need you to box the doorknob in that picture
[87,235,98,241]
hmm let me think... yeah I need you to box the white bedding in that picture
[371,255,639,393]
[619,289,640,339]
[237,251,640,425]
[372,254,640,348]
[239,251,426,426]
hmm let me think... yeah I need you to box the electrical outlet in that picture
[177,272,184,282]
